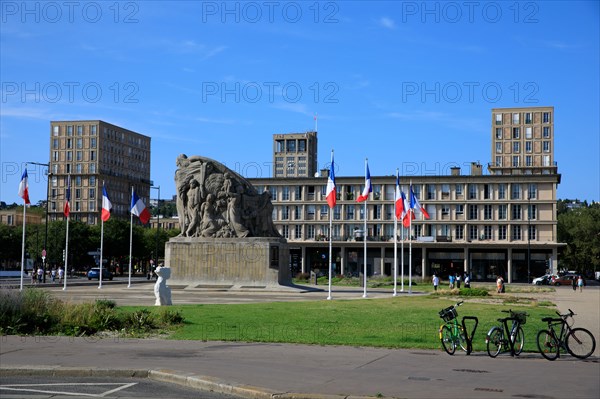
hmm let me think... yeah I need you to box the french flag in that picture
[326,150,336,209]
[394,171,404,220]
[101,183,112,222]
[18,168,30,205]
[356,160,371,203]
[131,189,151,224]
[64,175,71,218]
[410,185,430,219]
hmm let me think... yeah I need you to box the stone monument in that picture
[165,155,290,288]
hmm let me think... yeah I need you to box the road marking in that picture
[0,382,137,397]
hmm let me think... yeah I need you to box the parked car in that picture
[532,274,555,285]
[550,274,577,286]
[87,268,113,281]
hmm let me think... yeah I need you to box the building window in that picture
[512,127,520,139]
[512,204,522,220]
[525,112,532,124]
[90,151,96,161]
[286,140,296,152]
[75,176,81,186]
[526,127,532,139]
[345,204,355,220]
[77,138,83,149]
[53,126,60,136]
[295,225,302,239]
[441,184,450,198]
[455,225,464,240]
[66,151,72,161]
[512,225,522,241]
[512,113,520,124]
[282,206,289,220]
[543,155,550,167]
[89,201,96,211]
[525,141,532,153]
[307,205,315,220]
[511,184,521,199]
[543,126,550,138]
[90,125,97,135]
[67,138,72,149]
[294,186,302,201]
[307,225,315,239]
[498,225,507,240]
[67,125,73,136]
[455,184,463,197]
[374,204,382,220]
[89,176,96,186]
[53,138,59,149]
[495,113,502,125]
[77,125,83,136]
[543,112,551,123]
[495,128,502,139]
[320,205,328,218]
[282,225,289,239]
[528,204,537,220]
[543,141,550,152]
[483,225,493,240]
[468,184,477,199]
[89,188,96,199]
[76,151,82,161]
[526,156,532,166]
[468,204,478,220]
[426,184,435,200]
[75,163,82,173]
[294,205,302,220]
[484,205,493,220]
[496,142,502,153]
[75,188,81,199]
[89,163,96,173]
[498,184,506,199]
[441,204,450,216]
[528,225,537,240]
[528,183,537,199]
[512,156,520,167]
[469,226,478,241]
[498,204,507,220]
[495,156,502,167]
[455,204,464,216]
[513,142,520,153]
[298,139,306,152]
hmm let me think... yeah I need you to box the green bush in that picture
[458,288,489,297]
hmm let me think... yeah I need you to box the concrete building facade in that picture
[48,120,151,224]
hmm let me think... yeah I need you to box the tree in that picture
[557,201,600,276]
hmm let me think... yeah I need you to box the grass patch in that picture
[118,296,560,353]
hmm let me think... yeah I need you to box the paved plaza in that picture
[1,281,599,399]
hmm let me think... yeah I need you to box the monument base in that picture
[165,237,290,289]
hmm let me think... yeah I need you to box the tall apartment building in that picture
[489,106,556,175]
[273,131,318,178]
[48,120,151,224]
[250,109,563,283]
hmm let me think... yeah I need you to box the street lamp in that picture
[29,161,50,283]
[151,185,160,269]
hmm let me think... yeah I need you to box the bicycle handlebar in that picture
[455,301,464,307]
[555,309,576,319]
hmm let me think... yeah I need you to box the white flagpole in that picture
[327,205,333,300]
[401,220,405,292]
[314,112,318,132]
[63,175,70,291]
[128,186,134,288]
[362,158,368,298]
[99,211,105,290]
[393,169,399,297]
[408,181,413,294]
[20,194,27,291]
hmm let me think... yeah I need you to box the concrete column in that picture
[421,247,426,280]
[551,247,557,275]
[301,246,306,274]
[380,246,385,275]
[507,247,513,284]
[340,246,346,275]
[464,247,468,276]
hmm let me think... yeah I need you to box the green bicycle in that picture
[439,301,471,355]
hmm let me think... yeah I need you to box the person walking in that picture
[432,274,439,291]
[464,274,471,288]
[456,273,461,289]
[496,275,504,293]
[448,273,455,289]
[572,275,577,291]
[577,275,585,292]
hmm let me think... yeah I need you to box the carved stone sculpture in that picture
[154,266,172,306]
[174,154,280,238]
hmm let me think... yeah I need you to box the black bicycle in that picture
[536,309,596,361]
[486,309,527,357]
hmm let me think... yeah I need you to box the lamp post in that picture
[29,161,50,283]
[151,185,160,269]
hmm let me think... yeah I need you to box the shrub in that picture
[458,288,489,297]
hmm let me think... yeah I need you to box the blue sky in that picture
[1,1,599,204]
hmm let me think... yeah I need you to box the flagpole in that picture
[19,178,27,291]
[362,158,368,298]
[327,205,333,300]
[99,210,105,290]
[314,112,318,132]
[401,220,405,292]
[393,170,398,297]
[408,181,413,294]
[128,186,134,288]
[63,175,70,291]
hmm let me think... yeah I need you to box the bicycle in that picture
[536,309,596,361]
[486,309,527,357]
[438,301,478,355]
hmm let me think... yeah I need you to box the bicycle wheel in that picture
[440,324,456,355]
[537,330,559,361]
[566,328,596,359]
[457,325,468,352]
[486,327,503,358]
[511,326,525,355]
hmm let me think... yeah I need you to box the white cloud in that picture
[379,17,396,30]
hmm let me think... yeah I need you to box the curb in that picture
[0,366,392,399]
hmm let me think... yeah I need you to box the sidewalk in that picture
[1,285,599,399]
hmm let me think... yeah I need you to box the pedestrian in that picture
[37,267,43,283]
[464,274,471,288]
[572,275,577,291]
[577,275,584,292]
[58,267,64,283]
[432,274,439,291]
[448,273,455,289]
[496,275,504,293]
[51,268,56,282]
[31,270,37,285]
[456,273,461,289]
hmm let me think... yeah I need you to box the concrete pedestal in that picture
[165,237,290,289]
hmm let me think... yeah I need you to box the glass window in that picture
[455,184,463,196]
[543,126,550,138]
[525,112,532,124]
[53,125,60,136]
[513,142,520,153]
[525,141,532,153]
[543,141,550,152]
[469,225,478,241]
[512,156,520,167]
[526,127,532,139]
[286,140,296,152]
[77,125,83,136]
[511,184,521,199]
[498,225,507,240]
[512,204,522,220]
[495,113,502,125]
[496,142,502,153]
[498,184,506,199]
[495,128,502,139]
[526,156,532,166]
[455,204,464,215]
[455,225,464,240]
[498,204,507,220]
[543,112,551,123]
[512,127,520,139]
[528,183,537,199]
[90,125,97,135]
[468,184,477,199]
[528,225,537,240]
[468,204,478,220]
[495,156,502,167]
[512,225,522,240]
[512,113,520,124]
[67,125,73,136]
[484,204,493,220]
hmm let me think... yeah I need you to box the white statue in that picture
[154,266,172,306]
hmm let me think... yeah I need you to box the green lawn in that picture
[123,294,558,353]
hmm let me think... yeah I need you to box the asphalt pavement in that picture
[1,281,599,399]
